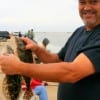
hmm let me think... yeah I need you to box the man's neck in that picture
[86,23,100,31]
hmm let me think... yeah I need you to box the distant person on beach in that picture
[26,29,34,40]
[39,38,50,49]
[31,79,48,100]
[0,0,100,100]
[42,38,49,48]
[21,79,48,100]
[18,32,22,37]
[35,38,50,63]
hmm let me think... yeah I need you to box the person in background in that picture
[42,38,49,48]
[21,79,48,100]
[31,79,48,100]
[18,32,22,37]
[0,0,100,100]
[35,38,50,63]
[30,29,34,40]
[26,29,34,40]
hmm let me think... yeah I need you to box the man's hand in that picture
[0,54,21,75]
[21,37,38,52]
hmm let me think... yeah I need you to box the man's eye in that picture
[90,0,99,4]
[79,0,86,4]
[79,0,100,4]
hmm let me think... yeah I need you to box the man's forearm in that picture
[19,61,74,83]
[34,46,60,63]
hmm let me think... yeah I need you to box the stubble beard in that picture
[82,18,97,27]
[80,9,99,29]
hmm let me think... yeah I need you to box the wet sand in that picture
[0,36,58,100]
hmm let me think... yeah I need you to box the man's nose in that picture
[84,3,92,10]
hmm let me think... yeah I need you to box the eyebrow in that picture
[79,0,100,1]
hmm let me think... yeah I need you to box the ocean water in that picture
[34,32,72,53]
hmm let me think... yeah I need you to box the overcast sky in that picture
[0,0,84,32]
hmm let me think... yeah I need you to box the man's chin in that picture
[83,19,97,26]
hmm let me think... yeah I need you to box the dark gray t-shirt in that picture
[58,25,100,100]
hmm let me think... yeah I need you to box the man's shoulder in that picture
[75,25,85,32]
[70,25,85,37]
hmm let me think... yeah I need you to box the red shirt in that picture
[21,79,43,91]
[30,79,43,89]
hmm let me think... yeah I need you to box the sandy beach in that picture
[0,36,58,100]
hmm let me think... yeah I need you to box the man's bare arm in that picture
[19,53,95,83]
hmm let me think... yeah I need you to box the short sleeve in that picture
[79,40,100,72]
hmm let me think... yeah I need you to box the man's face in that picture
[78,0,100,29]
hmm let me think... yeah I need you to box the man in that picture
[0,0,100,100]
